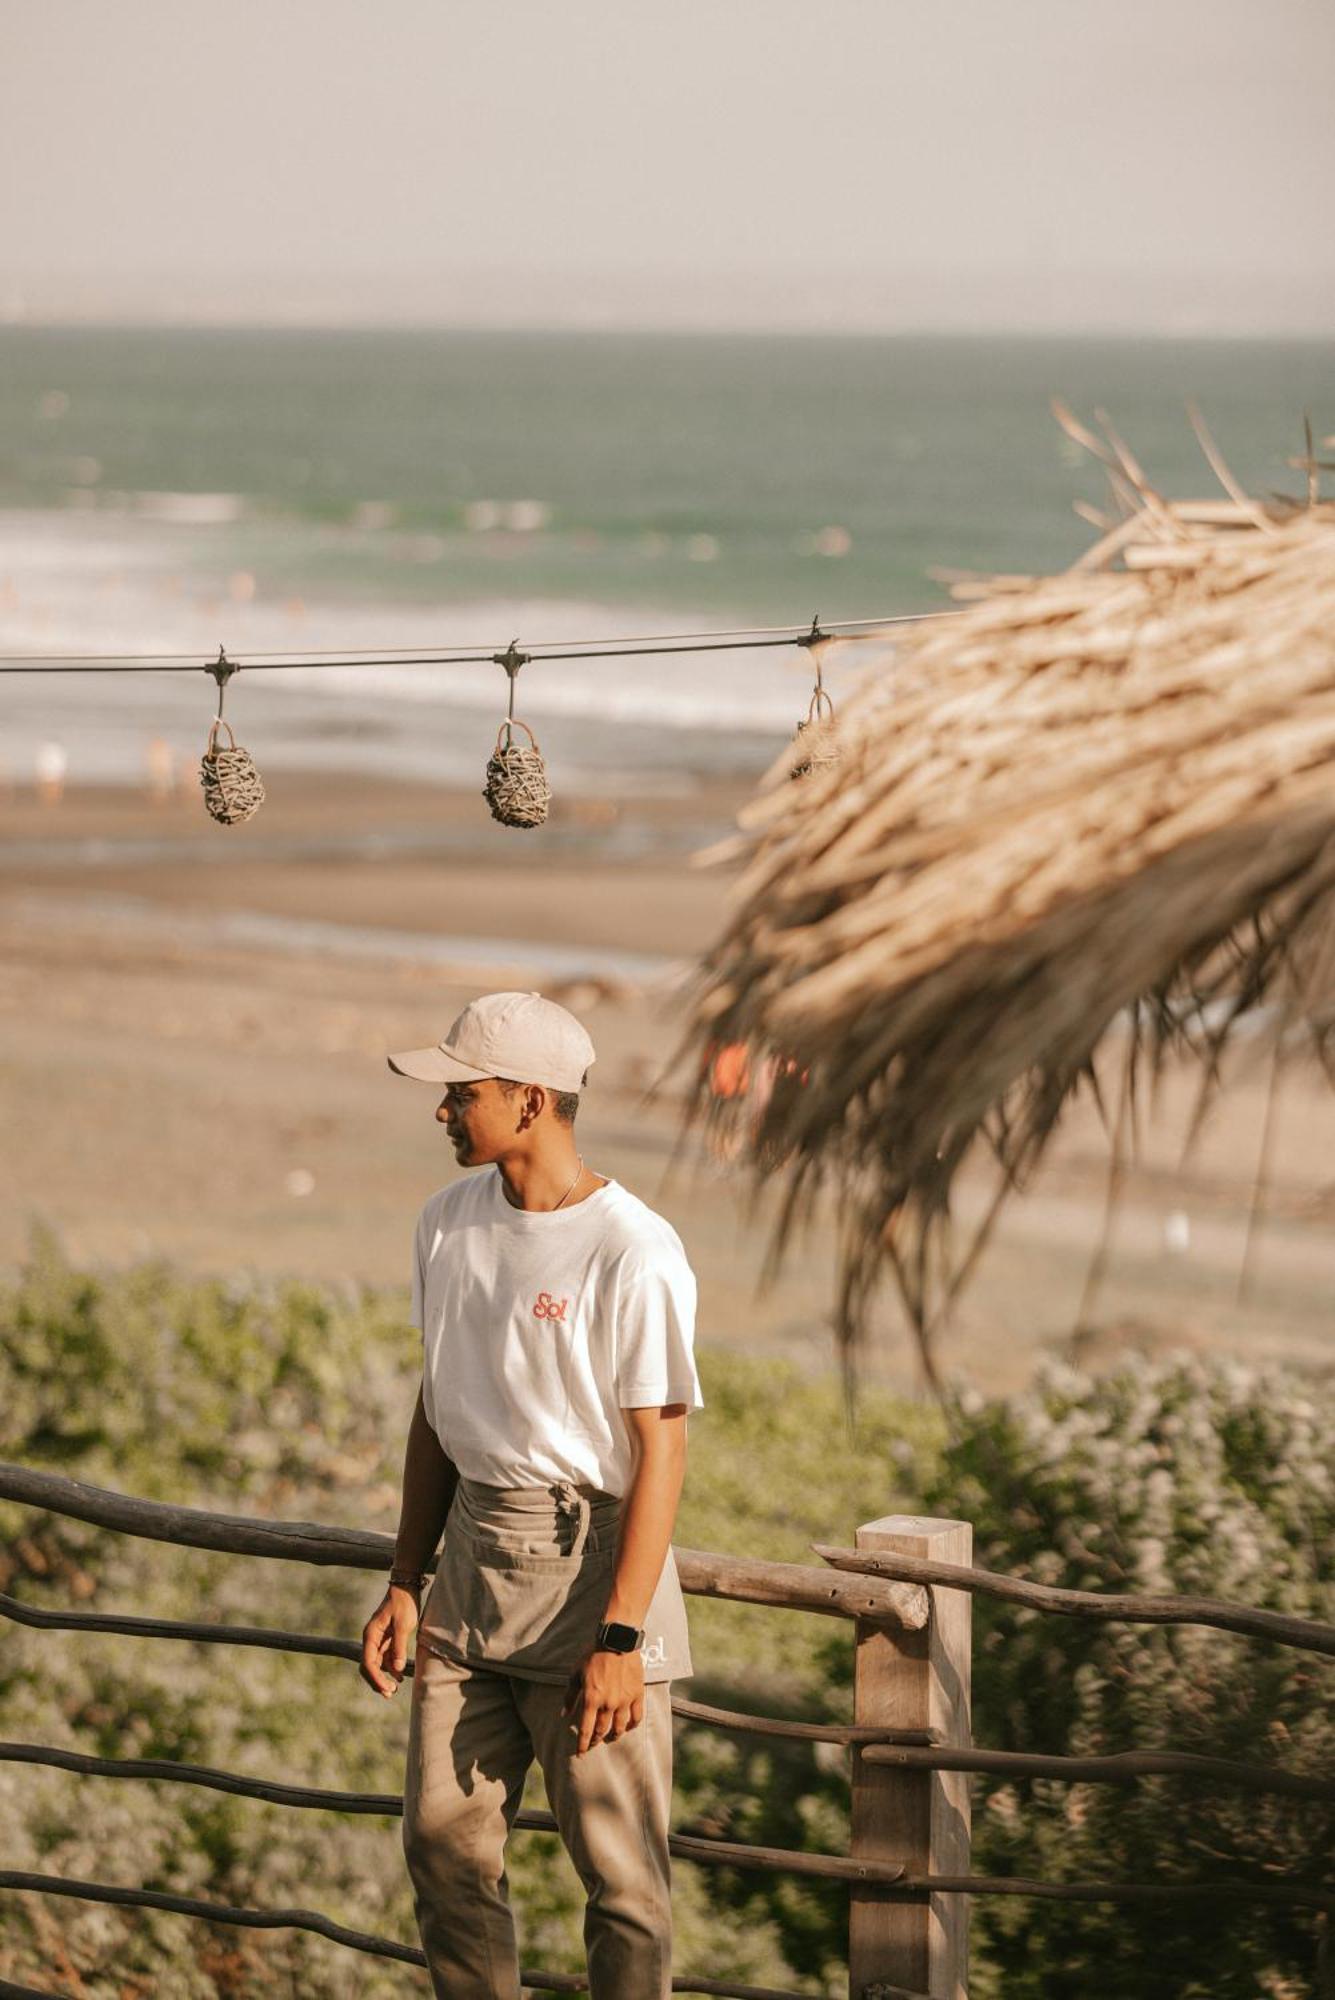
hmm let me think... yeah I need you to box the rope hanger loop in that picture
[206,643,239,722]
[790,614,839,780]
[492,639,532,745]
[797,612,833,705]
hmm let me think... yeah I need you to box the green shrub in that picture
[4,1232,919,1996]
[918,1356,1333,2000]
[1,1234,1329,1997]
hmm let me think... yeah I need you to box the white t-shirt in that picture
[410,1168,704,1497]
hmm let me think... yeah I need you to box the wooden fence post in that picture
[848,1514,972,2000]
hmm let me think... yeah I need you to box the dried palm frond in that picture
[679,408,1335,1393]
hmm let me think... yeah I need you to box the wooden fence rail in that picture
[4,1870,1333,2000]
[6,1874,810,1996]
[812,1542,1335,1656]
[0,1597,937,1749]
[10,1714,1325,1806]
[858,1740,1334,1803]
[0,1740,906,1889]
[3,1461,1331,2000]
[0,1462,929,1629]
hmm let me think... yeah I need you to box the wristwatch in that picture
[595,1619,645,1654]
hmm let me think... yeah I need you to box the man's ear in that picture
[521,1083,546,1129]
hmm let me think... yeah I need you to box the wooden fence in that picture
[1,1460,1331,1999]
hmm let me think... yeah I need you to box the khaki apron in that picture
[417,1475,693,1685]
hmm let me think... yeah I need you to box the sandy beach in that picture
[2,770,1332,1396]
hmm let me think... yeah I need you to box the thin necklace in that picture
[553,1155,584,1210]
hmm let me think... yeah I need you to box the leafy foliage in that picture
[919,1357,1334,2000]
[0,1229,1329,1997]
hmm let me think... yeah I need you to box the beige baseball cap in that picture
[387,989,596,1094]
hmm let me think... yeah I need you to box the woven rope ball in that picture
[484,718,552,828]
[790,688,839,781]
[199,717,266,826]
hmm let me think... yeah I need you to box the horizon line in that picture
[3,315,1333,344]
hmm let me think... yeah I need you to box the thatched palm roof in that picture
[682,410,1335,1391]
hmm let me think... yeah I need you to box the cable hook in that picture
[492,639,530,727]
[206,644,238,721]
[797,613,828,695]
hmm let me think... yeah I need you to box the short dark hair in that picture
[497,1073,585,1125]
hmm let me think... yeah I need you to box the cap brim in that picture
[386,1044,495,1084]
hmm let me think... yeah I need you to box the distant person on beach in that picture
[704,1036,750,1166]
[144,735,176,801]
[361,989,703,2000]
[704,1037,809,1170]
[34,740,67,805]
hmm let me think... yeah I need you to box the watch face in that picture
[600,1620,640,1652]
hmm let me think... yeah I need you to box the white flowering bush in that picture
[918,1354,1334,2000]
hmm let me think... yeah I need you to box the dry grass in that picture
[681,408,1335,1391]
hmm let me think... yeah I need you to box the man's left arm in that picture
[562,1402,688,1754]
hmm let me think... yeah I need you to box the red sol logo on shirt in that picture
[532,1292,570,1322]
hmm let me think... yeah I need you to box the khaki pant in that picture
[402,1477,687,1998]
[404,1645,674,1999]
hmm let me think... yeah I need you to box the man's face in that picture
[437,1077,524,1165]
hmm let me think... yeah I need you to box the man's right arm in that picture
[359,1383,459,1699]
[394,1382,459,1575]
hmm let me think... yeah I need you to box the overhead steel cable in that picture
[0,606,958,674]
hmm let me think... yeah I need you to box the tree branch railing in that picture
[7,1693,1328,1809]
[4,1872,819,1996]
[811,1541,1335,1657]
[0,1740,906,1889]
[5,1869,1334,2000]
[0,1462,929,1630]
[2,1459,1331,1999]
[0,1595,937,1750]
[857,1740,1334,1803]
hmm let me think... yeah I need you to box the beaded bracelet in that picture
[388,1568,429,1593]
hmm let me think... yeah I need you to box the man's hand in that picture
[360,1584,420,1698]
[561,1645,645,1754]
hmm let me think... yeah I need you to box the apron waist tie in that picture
[552,1479,592,1563]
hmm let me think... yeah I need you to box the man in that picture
[360,988,703,2000]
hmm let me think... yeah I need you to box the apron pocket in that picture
[465,1532,616,1666]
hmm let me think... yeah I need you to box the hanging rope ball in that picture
[790,688,839,780]
[199,717,266,825]
[484,718,552,828]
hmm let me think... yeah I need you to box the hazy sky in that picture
[4,0,1333,332]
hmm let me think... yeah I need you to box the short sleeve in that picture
[410,1209,439,1434]
[615,1248,705,1412]
[410,1210,426,1333]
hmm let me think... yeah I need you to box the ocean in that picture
[1,327,1331,788]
